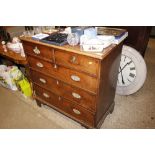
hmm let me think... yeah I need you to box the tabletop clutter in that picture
[1,36,25,57]
[23,26,128,53]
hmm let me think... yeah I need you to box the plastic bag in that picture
[0,65,17,90]
[9,66,32,97]
[0,65,32,97]
[17,78,32,97]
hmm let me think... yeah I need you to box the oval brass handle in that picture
[36,62,43,68]
[33,46,40,54]
[72,92,81,99]
[43,93,50,98]
[71,75,80,82]
[73,108,81,115]
[39,78,46,84]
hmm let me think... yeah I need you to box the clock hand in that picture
[119,60,132,73]
[120,66,125,84]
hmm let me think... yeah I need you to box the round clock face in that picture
[117,55,137,87]
[116,45,147,95]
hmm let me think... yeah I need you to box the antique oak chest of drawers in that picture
[21,37,123,128]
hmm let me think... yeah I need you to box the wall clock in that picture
[116,45,147,95]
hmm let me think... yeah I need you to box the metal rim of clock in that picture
[116,45,147,95]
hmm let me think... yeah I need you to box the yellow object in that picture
[17,78,32,97]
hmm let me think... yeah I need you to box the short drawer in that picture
[28,56,98,93]
[23,41,54,61]
[54,49,100,76]
[34,85,94,127]
[30,69,96,112]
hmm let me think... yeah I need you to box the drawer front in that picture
[30,69,96,111]
[28,56,98,93]
[23,41,53,61]
[61,98,94,127]
[34,85,94,127]
[54,49,99,76]
[33,84,62,105]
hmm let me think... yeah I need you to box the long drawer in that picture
[30,69,96,112]
[28,56,98,93]
[54,49,100,76]
[33,84,94,127]
[23,41,54,61]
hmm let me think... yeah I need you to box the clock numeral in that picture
[124,56,127,62]
[130,67,135,71]
[129,73,135,78]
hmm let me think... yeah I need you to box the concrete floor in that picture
[0,38,155,129]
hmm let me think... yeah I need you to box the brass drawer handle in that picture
[71,75,80,82]
[33,46,40,54]
[36,62,43,68]
[73,108,81,115]
[54,64,58,69]
[70,56,78,64]
[43,93,50,98]
[72,92,81,99]
[39,78,46,84]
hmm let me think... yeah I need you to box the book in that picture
[97,27,126,37]
[96,27,128,44]
[113,31,128,44]
[32,33,49,41]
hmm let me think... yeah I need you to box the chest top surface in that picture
[20,37,117,60]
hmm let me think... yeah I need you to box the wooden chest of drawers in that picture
[21,37,123,128]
